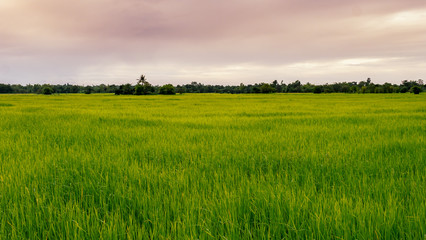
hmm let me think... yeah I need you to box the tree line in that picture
[0,77,424,95]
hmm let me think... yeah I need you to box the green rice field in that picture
[0,93,424,239]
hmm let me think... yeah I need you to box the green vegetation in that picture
[1,79,425,94]
[411,86,422,94]
[41,85,54,95]
[133,75,155,95]
[259,83,276,93]
[159,84,176,95]
[0,93,424,239]
[84,86,93,94]
[313,86,322,94]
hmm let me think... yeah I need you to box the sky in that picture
[1,0,425,86]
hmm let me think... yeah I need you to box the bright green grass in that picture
[0,93,424,239]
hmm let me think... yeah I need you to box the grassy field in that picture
[0,93,424,239]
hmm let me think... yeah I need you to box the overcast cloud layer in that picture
[1,0,425,85]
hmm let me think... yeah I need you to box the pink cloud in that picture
[0,0,425,84]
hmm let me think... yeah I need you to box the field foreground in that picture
[0,93,425,239]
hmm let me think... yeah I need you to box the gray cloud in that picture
[0,0,425,84]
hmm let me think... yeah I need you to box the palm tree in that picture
[137,74,147,85]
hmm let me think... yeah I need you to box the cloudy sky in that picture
[1,0,425,85]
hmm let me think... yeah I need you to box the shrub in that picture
[41,86,54,95]
[120,84,134,95]
[252,87,261,93]
[260,84,275,93]
[84,86,93,94]
[410,86,422,94]
[134,84,144,95]
[399,87,408,93]
[159,84,176,95]
[176,87,185,94]
[313,86,322,94]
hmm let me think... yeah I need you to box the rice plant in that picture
[0,93,424,239]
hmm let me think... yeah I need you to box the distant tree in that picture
[134,74,154,95]
[399,87,408,93]
[41,85,54,95]
[349,86,358,93]
[84,86,93,94]
[106,85,118,93]
[31,84,42,93]
[159,84,176,95]
[341,83,350,93]
[176,85,185,94]
[367,84,376,93]
[137,74,147,85]
[313,86,322,94]
[287,80,302,92]
[401,80,419,91]
[186,81,202,93]
[120,84,134,95]
[275,81,283,92]
[410,86,422,94]
[0,84,13,93]
[260,83,276,93]
[93,84,107,93]
[323,85,333,93]
[239,83,246,93]
[134,84,144,95]
[70,85,80,93]
[280,82,287,93]
[144,84,155,94]
[358,81,367,87]
[302,83,314,93]
[382,83,392,93]
[271,80,279,92]
[1,77,423,95]
[252,86,261,93]
[366,78,371,86]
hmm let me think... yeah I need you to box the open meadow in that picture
[0,93,424,239]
